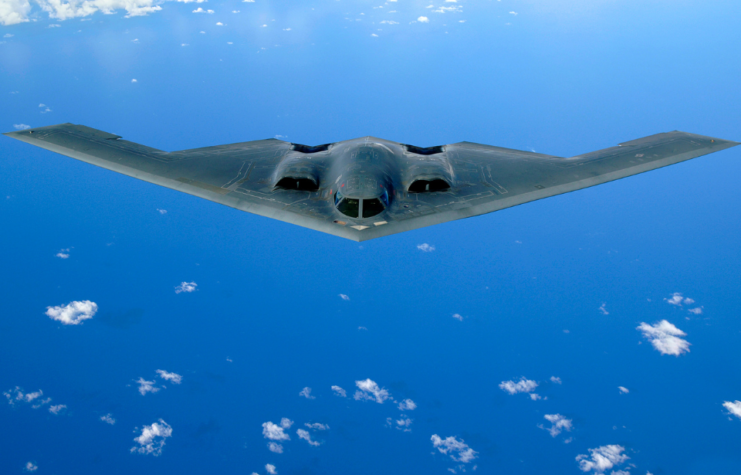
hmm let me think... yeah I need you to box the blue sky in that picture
[1,1,741,474]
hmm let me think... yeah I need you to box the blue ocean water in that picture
[1,1,740,474]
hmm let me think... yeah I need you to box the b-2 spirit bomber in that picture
[4,124,737,241]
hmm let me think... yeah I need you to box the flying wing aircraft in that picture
[4,124,737,241]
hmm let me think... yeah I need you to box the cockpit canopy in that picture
[334,189,389,219]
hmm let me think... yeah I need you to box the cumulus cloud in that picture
[499,378,539,396]
[131,419,172,456]
[417,16,429,23]
[433,5,461,13]
[175,281,197,294]
[14,124,31,130]
[338,293,350,300]
[598,303,609,315]
[618,386,629,394]
[0,0,32,25]
[688,307,703,315]
[297,428,320,446]
[56,248,71,259]
[131,79,138,83]
[392,415,412,431]
[637,320,690,356]
[452,313,463,321]
[305,422,329,430]
[723,400,741,420]
[49,404,66,414]
[354,379,390,403]
[24,462,38,472]
[540,414,572,437]
[262,420,291,441]
[666,292,694,306]
[156,370,182,384]
[417,243,435,252]
[101,413,116,425]
[3,387,51,409]
[576,445,628,473]
[431,435,477,463]
[265,464,277,475]
[45,300,97,325]
[267,442,283,453]
[380,20,398,24]
[550,376,562,384]
[398,399,416,411]
[192,7,213,13]
[331,385,347,397]
[136,378,160,396]
[299,387,315,399]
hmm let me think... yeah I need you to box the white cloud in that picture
[576,445,628,473]
[370,33,378,37]
[216,21,223,25]
[136,378,160,395]
[192,7,213,13]
[499,378,539,396]
[262,421,290,441]
[540,414,572,437]
[398,399,416,411]
[45,300,97,325]
[175,281,197,294]
[49,404,66,414]
[417,243,435,252]
[157,208,167,214]
[354,379,390,403]
[599,303,609,315]
[0,0,31,25]
[394,415,412,431]
[48,23,61,27]
[618,386,629,394]
[156,370,182,384]
[36,0,163,21]
[304,422,329,430]
[417,16,429,23]
[688,307,703,315]
[431,435,477,463]
[331,385,346,397]
[101,413,116,425]
[131,79,137,83]
[452,313,463,321]
[637,320,690,356]
[380,20,398,24]
[266,464,277,475]
[13,124,30,130]
[338,294,350,301]
[3,387,50,408]
[723,400,741,419]
[56,248,71,258]
[299,387,315,399]
[267,442,283,453]
[433,5,461,13]
[665,292,695,306]
[509,11,518,15]
[131,419,172,456]
[297,428,320,446]
[280,418,293,429]
[24,462,38,472]
[181,43,189,47]
[550,376,562,384]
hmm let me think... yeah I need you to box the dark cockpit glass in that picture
[335,192,360,218]
[362,198,385,218]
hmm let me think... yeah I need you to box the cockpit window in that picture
[362,198,385,218]
[335,191,360,218]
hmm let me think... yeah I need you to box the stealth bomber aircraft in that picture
[4,124,737,241]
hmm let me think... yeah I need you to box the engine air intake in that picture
[408,179,450,193]
[292,143,332,154]
[404,144,444,155]
[275,177,319,192]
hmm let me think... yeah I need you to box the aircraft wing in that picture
[358,130,737,240]
[3,123,361,240]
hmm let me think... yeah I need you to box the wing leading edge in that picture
[4,124,738,241]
